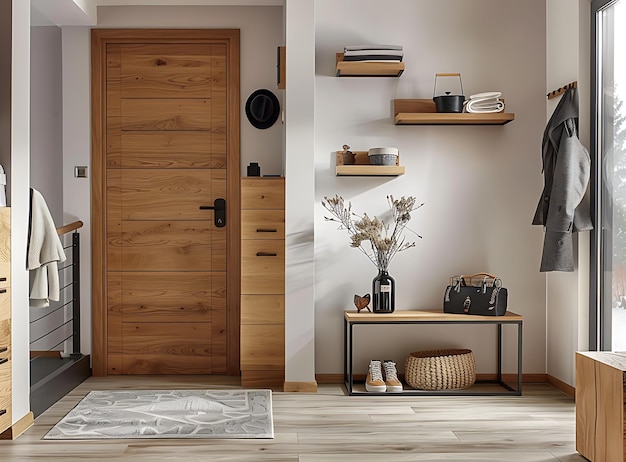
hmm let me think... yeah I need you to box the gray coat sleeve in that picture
[540,231,574,272]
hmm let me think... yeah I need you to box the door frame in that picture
[90,29,241,376]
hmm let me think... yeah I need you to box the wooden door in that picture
[91,30,240,376]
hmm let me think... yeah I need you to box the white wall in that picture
[60,5,284,357]
[30,25,67,353]
[30,26,63,224]
[545,0,591,387]
[284,0,316,384]
[314,0,547,376]
[0,3,12,198]
[62,26,91,355]
[11,0,32,425]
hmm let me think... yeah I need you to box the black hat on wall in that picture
[245,89,280,129]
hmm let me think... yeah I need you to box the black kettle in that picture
[433,73,465,113]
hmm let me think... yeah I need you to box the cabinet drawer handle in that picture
[0,358,7,365]
[0,409,5,417]
[0,277,5,282]
[0,289,6,294]
[256,252,278,257]
[256,228,277,233]
[0,347,6,353]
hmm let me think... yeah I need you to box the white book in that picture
[344,49,404,57]
[344,59,403,63]
[342,56,403,62]
[344,44,403,51]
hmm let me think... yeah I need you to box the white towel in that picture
[464,91,505,113]
[27,189,66,308]
[466,99,504,113]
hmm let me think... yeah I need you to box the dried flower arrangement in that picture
[321,195,423,271]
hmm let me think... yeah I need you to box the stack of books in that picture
[343,44,403,62]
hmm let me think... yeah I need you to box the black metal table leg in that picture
[517,321,523,395]
[343,317,348,392]
[497,323,502,383]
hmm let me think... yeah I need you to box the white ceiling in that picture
[31,0,283,26]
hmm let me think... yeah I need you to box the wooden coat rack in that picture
[547,81,578,99]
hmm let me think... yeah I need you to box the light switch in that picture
[74,166,88,178]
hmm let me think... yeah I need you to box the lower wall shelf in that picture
[336,151,405,176]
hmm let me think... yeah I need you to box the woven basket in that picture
[405,349,476,390]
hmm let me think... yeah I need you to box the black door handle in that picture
[199,198,226,227]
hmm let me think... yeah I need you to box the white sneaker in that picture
[383,360,403,393]
[365,360,386,392]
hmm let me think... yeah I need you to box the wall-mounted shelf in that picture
[336,151,405,176]
[335,53,405,77]
[393,99,515,125]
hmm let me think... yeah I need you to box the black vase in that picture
[372,269,395,313]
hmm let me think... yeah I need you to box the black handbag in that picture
[443,273,508,316]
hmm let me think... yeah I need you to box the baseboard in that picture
[316,373,550,384]
[476,373,547,383]
[30,350,62,359]
[546,374,575,398]
[316,374,343,384]
[283,381,318,392]
[0,412,34,440]
[317,373,574,398]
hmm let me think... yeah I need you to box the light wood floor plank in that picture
[0,378,587,461]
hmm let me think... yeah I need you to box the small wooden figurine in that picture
[341,144,356,165]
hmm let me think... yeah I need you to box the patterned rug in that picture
[44,389,274,440]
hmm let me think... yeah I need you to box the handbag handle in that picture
[458,273,502,293]
[460,272,498,280]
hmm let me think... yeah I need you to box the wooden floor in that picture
[0,376,586,461]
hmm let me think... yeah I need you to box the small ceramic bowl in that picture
[368,147,399,166]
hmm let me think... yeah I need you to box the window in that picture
[592,0,626,351]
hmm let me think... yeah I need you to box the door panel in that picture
[120,99,212,131]
[108,132,226,169]
[121,322,212,374]
[107,168,225,220]
[108,272,215,323]
[120,44,217,99]
[210,271,227,372]
[108,221,216,271]
[102,38,233,375]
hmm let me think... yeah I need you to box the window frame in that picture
[590,0,620,351]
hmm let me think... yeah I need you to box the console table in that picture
[576,351,626,462]
[344,310,523,396]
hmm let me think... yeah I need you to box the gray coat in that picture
[532,88,593,272]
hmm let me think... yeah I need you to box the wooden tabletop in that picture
[344,309,523,323]
[577,351,626,371]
